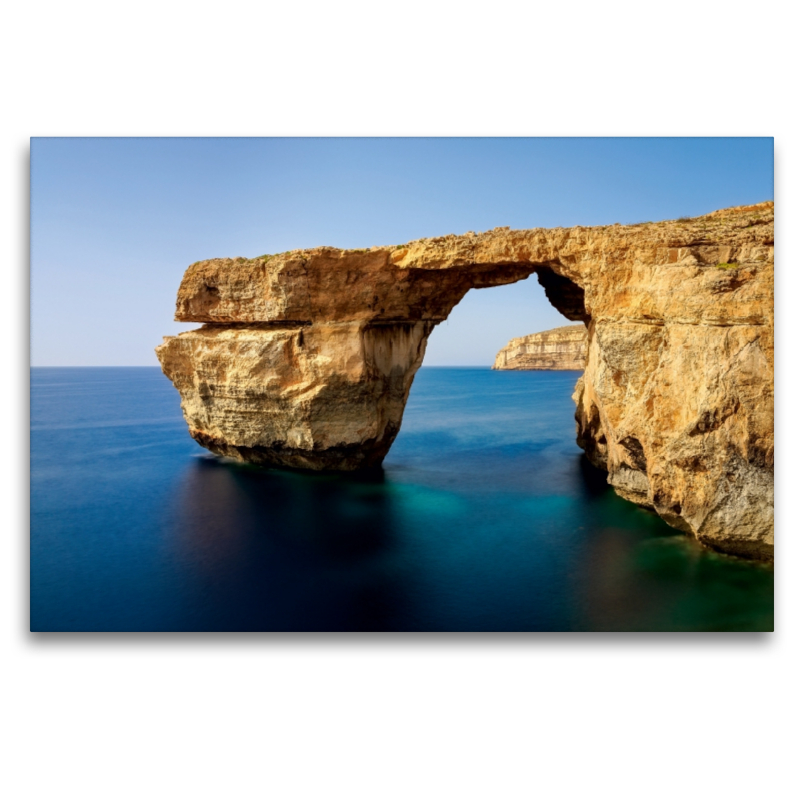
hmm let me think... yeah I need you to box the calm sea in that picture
[30,367,773,632]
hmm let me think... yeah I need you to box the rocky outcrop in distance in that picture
[492,324,587,370]
[157,201,774,560]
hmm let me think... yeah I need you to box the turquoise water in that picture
[30,367,773,631]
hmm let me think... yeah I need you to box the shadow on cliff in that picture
[575,453,613,499]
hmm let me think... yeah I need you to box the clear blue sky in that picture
[30,137,773,366]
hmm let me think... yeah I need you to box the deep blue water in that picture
[30,367,773,632]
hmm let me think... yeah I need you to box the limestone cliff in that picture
[157,201,774,560]
[493,324,587,370]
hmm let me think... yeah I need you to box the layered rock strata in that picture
[493,324,587,370]
[157,202,774,560]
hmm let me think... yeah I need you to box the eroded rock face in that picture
[157,201,774,560]
[156,320,432,470]
[492,324,587,370]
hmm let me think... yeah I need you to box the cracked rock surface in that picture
[157,201,774,560]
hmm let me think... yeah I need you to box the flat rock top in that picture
[174,201,774,325]
[189,200,773,270]
[504,324,586,345]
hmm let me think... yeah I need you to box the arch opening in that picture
[420,269,584,368]
[157,204,775,560]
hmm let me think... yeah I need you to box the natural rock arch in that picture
[157,202,774,560]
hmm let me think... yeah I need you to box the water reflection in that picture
[161,452,618,631]
[30,367,773,632]
[568,491,774,632]
[165,457,402,631]
[159,440,773,632]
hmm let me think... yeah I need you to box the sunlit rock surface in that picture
[157,201,774,560]
[492,324,587,371]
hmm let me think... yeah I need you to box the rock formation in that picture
[493,324,587,370]
[157,201,774,560]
